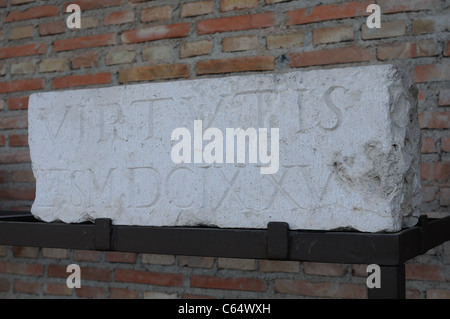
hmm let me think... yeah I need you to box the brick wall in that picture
[0,0,449,299]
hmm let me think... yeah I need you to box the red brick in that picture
[418,90,426,101]
[45,283,72,296]
[350,263,371,277]
[422,186,438,202]
[191,275,266,292]
[104,10,134,25]
[412,19,435,35]
[39,21,65,36]
[198,12,274,34]
[427,289,450,299]
[445,41,450,56]
[141,254,175,265]
[197,56,274,75]
[290,47,370,68]
[419,112,450,129]
[11,61,36,75]
[0,151,31,164]
[52,72,111,89]
[63,0,122,11]
[0,171,7,183]
[287,1,370,25]
[78,18,98,29]
[13,246,39,258]
[313,25,354,45]
[43,248,70,259]
[222,36,259,52]
[141,6,172,22]
[406,289,421,299]
[421,137,436,153]
[11,1,36,5]
[259,260,299,272]
[74,250,101,262]
[0,188,35,200]
[49,265,110,281]
[144,291,178,299]
[0,115,28,129]
[10,25,34,40]
[8,96,29,110]
[266,33,305,49]
[0,136,5,147]
[54,34,116,52]
[406,263,443,281]
[440,188,450,206]
[178,256,214,268]
[362,21,406,39]
[0,278,10,292]
[121,23,190,44]
[378,40,439,60]
[180,40,213,58]
[378,0,441,13]
[70,52,97,69]
[181,1,213,17]
[181,293,216,299]
[439,89,450,106]
[106,50,136,65]
[0,43,46,59]
[433,162,450,182]
[110,287,139,299]
[9,134,28,147]
[115,269,183,287]
[220,0,258,11]
[119,64,189,83]
[13,280,40,294]
[442,137,450,152]
[0,261,43,276]
[105,252,137,263]
[414,63,450,83]
[12,170,34,183]
[421,162,432,181]
[0,78,43,94]
[303,262,349,276]
[5,5,59,22]
[275,279,366,298]
[217,258,256,270]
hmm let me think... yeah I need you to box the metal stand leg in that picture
[368,264,405,299]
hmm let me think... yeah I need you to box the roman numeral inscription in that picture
[29,65,421,232]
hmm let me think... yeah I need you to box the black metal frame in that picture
[0,211,449,299]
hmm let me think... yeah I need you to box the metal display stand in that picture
[0,211,449,299]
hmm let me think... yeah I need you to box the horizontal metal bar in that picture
[425,215,450,251]
[113,225,267,259]
[288,230,401,265]
[0,212,448,266]
[0,211,36,222]
[0,220,95,250]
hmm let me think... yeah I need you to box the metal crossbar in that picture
[0,211,449,299]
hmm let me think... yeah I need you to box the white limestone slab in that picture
[28,65,421,232]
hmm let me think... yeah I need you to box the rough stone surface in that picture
[29,65,421,232]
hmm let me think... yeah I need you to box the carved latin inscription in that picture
[29,66,421,232]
